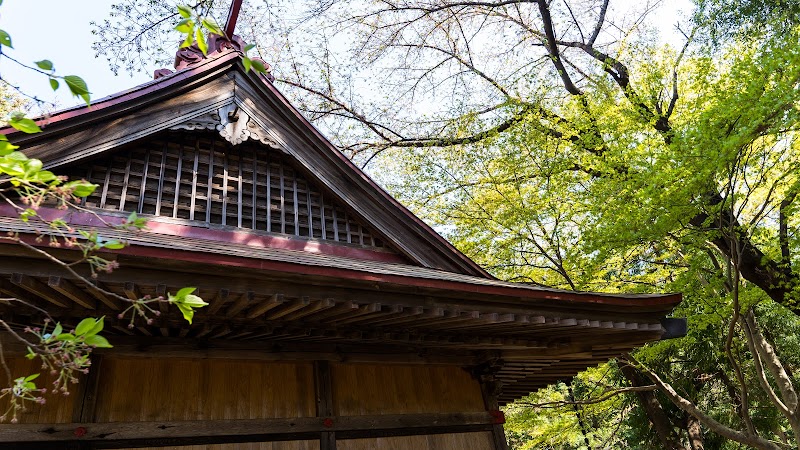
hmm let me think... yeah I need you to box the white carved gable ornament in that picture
[169,104,280,149]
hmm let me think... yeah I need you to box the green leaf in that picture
[49,78,59,91]
[19,208,37,222]
[75,318,98,336]
[52,323,62,337]
[201,17,223,36]
[175,287,196,299]
[35,60,53,71]
[85,335,112,348]
[102,240,125,250]
[9,116,41,134]
[23,373,40,382]
[244,43,256,53]
[0,140,19,156]
[0,29,12,48]
[196,28,208,55]
[251,59,266,73]
[176,303,195,324]
[242,57,252,73]
[175,18,194,34]
[177,4,193,18]
[63,180,98,197]
[85,317,104,337]
[32,170,56,183]
[56,333,76,341]
[180,31,193,49]
[25,347,36,360]
[64,75,91,104]
[183,294,208,308]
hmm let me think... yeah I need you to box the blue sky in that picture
[0,0,151,112]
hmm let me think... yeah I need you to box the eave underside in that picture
[0,218,679,405]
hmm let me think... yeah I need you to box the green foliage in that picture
[168,287,209,324]
[376,5,800,447]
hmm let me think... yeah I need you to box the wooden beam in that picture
[47,276,96,310]
[123,282,141,301]
[206,288,230,315]
[245,293,284,319]
[10,273,69,308]
[85,280,122,311]
[0,412,497,444]
[225,291,255,318]
[315,360,336,450]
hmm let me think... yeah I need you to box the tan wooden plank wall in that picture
[120,442,320,450]
[338,432,495,450]
[93,358,315,422]
[0,357,76,424]
[331,363,485,415]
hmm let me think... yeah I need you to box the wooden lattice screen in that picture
[62,132,393,250]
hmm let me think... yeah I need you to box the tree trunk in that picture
[687,415,705,450]
[620,365,686,450]
[690,192,798,310]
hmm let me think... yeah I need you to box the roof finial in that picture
[154,0,274,81]
[224,0,243,39]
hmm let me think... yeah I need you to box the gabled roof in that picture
[3,50,491,277]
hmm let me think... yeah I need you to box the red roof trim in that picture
[0,205,409,265]
[6,233,680,308]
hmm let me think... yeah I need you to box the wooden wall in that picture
[0,357,502,449]
[0,357,76,424]
[120,442,320,450]
[331,363,485,415]
[338,432,495,450]
[92,358,315,422]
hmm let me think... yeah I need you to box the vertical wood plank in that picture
[206,139,215,224]
[307,185,313,238]
[118,154,132,211]
[315,361,336,450]
[251,148,257,230]
[137,149,150,214]
[222,148,229,226]
[279,158,286,234]
[344,212,351,244]
[154,142,168,216]
[189,139,200,221]
[73,355,103,423]
[293,173,300,236]
[172,141,184,218]
[238,147,244,228]
[266,151,272,233]
[99,163,112,209]
[320,192,327,240]
[332,207,339,242]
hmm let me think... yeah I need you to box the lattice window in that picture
[62,132,392,250]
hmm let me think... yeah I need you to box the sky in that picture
[0,0,696,114]
[0,0,152,112]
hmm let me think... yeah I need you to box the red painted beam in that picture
[225,0,243,38]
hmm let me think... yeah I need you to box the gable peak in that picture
[153,33,274,82]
